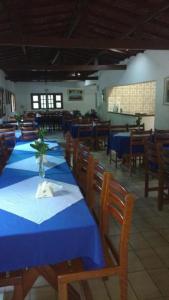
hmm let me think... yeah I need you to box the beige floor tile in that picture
[33,276,49,288]
[30,286,56,300]
[153,246,169,267]
[158,228,169,242]
[128,271,161,299]
[129,233,150,250]
[128,250,145,272]
[88,278,110,300]
[141,231,169,248]
[105,276,138,300]
[148,268,169,297]
[4,291,30,300]
[135,248,165,270]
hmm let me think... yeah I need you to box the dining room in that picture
[0,1,169,300]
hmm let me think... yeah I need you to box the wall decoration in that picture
[68,89,83,101]
[164,77,169,104]
[0,88,3,117]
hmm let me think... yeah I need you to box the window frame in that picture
[31,93,63,110]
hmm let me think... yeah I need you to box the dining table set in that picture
[0,137,105,299]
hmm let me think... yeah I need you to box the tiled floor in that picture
[4,132,169,299]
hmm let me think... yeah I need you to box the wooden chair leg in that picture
[144,172,149,197]
[158,178,164,211]
[12,284,24,300]
[119,273,128,300]
[58,281,68,300]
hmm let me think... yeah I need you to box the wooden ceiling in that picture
[1,0,169,82]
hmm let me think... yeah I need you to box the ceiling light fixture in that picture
[109,48,125,53]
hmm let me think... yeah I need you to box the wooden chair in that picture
[154,129,169,134]
[21,127,38,140]
[65,132,74,168]
[94,122,110,150]
[77,125,94,149]
[0,135,9,171]
[74,144,93,195]
[57,173,135,300]
[144,141,160,204]
[127,123,145,131]
[86,159,107,220]
[154,132,169,145]
[128,130,152,174]
[0,128,16,152]
[0,270,24,300]
[158,147,169,210]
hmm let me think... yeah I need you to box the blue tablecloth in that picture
[107,132,146,158]
[0,141,105,272]
[108,132,130,157]
[70,124,109,139]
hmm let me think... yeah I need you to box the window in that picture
[31,93,63,110]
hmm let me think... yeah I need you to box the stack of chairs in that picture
[60,138,135,300]
[57,167,135,300]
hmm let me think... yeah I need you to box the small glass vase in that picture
[38,155,45,178]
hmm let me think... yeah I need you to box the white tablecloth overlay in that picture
[0,177,83,224]
[6,155,65,172]
[14,141,59,152]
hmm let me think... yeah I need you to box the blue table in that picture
[108,132,131,158]
[0,141,105,273]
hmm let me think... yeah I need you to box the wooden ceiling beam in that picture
[1,0,28,59]
[2,36,169,49]
[4,64,126,71]
[5,75,98,82]
[123,0,169,38]
[51,0,89,64]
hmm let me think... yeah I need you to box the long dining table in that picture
[0,139,105,298]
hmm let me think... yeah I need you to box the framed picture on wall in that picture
[68,89,83,101]
[164,77,169,104]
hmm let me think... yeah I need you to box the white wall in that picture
[15,81,96,115]
[97,50,169,129]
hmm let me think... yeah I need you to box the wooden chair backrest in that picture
[110,124,128,133]
[158,147,169,177]
[86,159,106,211]
[127,123,145,131]
[77,125,93,138]
[0,128,16,140]
[154,132,169,145]
[65,132,74,167]
[95,124,110,137]
[75,144,90,175]
[154,129,169,134]
[100,173,135,265]
[144,141,159,172]
[21,127,38,140]
[130,130,152,153]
